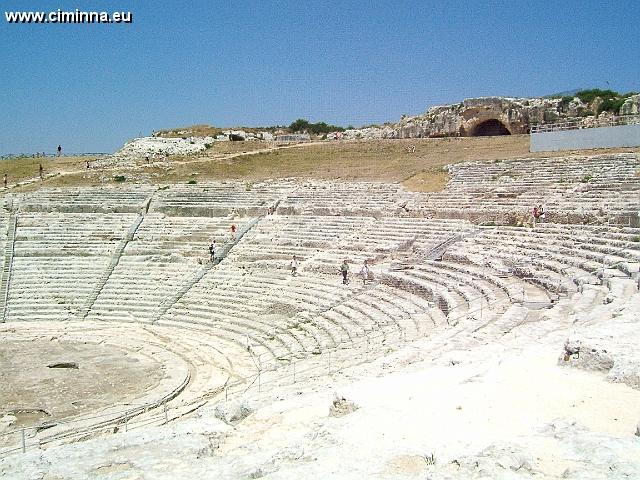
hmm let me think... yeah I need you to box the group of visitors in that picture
[207,222,375,286]
[346,259,372,285]
[292,256,372,285]
[532,204,546,222]
[207,225,240,262]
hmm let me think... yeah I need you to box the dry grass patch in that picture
[402,168,450,192]
[6,136,640,192]
[0,156,98,187]
[152,136,537,184]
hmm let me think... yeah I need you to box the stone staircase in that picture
[0,213,17,322]
[151,217,261,324]
[77,215,145,320]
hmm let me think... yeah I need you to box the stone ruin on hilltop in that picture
[338,93,640,140]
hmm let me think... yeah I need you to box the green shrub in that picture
[575,89,619,104]
[632,236,640,243]
[288,118,345,134]
[581,174,593,183]
[599,97,626,114]
[113,175,126,182]
[560,96,574,111]
[187,180,197,185]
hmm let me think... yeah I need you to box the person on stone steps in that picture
[340,259,349,285]
[209,240,216,263]
[360,260,371,285]
[290,256,299,276]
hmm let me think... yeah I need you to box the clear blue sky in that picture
[1,0,638,154]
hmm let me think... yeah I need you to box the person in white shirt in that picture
[290,256,299,276]
[360,261,371,285]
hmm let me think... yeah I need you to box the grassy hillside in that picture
[9,135,640,193]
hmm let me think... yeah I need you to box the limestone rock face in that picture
[620,94,640,115]
[342,96,566,139]
[566,97,589,116]
[340,94,639,140]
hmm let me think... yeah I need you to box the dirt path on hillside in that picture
[9,136,640,192]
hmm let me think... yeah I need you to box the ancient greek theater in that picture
[0,138,639,478]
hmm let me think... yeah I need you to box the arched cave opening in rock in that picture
[470,119,511,136]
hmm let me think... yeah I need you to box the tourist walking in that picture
[538,204,546,221]
[39,163,43,179]
[290,256,298,276]
[230,224,237,240]
[209,240,216,263]
[57,145,62,157]
[340,259,349,285]
[3,174,6,189]
[360,260,371,285]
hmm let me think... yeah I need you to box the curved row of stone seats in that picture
[408,192,640,225]
[380,257,515,322]
[276,181,411,216]
[355,218,476,255]
[471,224,640,278]
[117,322,258,409]
[310,274,438,345]
[13,213,138,256]
[248,215,372,249]
[445,240,588,295]
[443,225,640,298]
[446,154,640,191]
[532,223,640,270]
[85,257,196,323]
[236,216,476,263]
[423,259,552,305]
[159,265,363,363]
[6,257,109,321]
[158,260,437,369]
[225,243,322,263]
[405,154,640,225]
[10,187,155,213]
[150,182,295,217]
